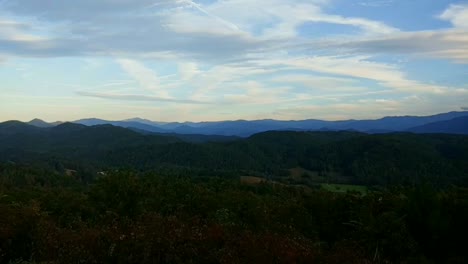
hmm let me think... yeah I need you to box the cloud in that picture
[0,1,264,61]
[178,62,199,81]
[358,0,394,7]
[0,0,397,61]
[1,1,467,121]
[2,0,170,20]
[440,4,468,29]
[253,55,449,94]
[333,29,468,63]
[116,59,169,97]
[187,63,280,101]
[76,91,209,104]
[320,4,468,64]
[180,0,242,32]
[272,92,468,120]
[220,80,292,105]
[0,0,460,64]
[0,19,32,32]
[0,18,63,56]
[271,74,359,90]
[184,0,397,39]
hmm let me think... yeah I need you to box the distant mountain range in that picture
[408,116,468,135]
[20,111,468,136]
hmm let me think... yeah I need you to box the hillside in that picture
[1,121,468,264]
[0,121,180,164]
[1,122,467,187]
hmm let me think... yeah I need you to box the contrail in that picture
[146,0,241,32]
[181,0,241,32]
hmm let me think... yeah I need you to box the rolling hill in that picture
[1,121,467,187]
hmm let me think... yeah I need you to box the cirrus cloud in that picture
[0,0,467,122]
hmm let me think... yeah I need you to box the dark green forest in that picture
[1,122,468,263]
[1,122,467,187]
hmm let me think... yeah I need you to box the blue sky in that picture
[0,0,467,122]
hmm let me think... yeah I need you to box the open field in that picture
[321,183,368,194]
[240,176,266,185]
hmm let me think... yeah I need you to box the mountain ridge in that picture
[15,111,468,136]
[408,116,468,134]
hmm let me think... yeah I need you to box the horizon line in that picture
[2,110,468,124]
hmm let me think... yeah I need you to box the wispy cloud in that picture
[182,0,241,32]
[271,74,359,90]
[439,4,468,29]
[358,0,394,8]
[253,55,449,94]
[0,0,467,121]
[178,62,199,81]
[0,0,398,59]
[116,59,170,98]
[332,29,468,63]
[76,91,210,104]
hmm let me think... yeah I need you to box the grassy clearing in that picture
[321,183,367,194]
[240,175,367,195]
[240,176,266,185]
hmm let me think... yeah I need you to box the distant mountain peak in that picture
[124,117,153,122]
[28,118,52,128]
[30,118,45,122]
[53,122,86,131]
[73,118,110,126]
[1,120,28,126]
[123,117,168,126]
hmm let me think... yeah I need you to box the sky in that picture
[0,0,467,122]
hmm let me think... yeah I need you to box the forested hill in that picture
[1,120,467,187]
[0,121,180,150]
[1,121,468,262]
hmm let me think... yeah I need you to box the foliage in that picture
[1,125,468,262]
[1,125,468,187]
[1,168,467,263]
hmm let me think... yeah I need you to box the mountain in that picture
[123,118,168,126]
[75,118,171,133]
[328,111,468,132]
[0,121,181,157]
[28,118,53,128]
[1,122,467,187]
[5,117,467,186]
[0,121,42,136]
[73,111,468,137]
[408,116,468,134]
[27,118,63,128]
[73,118,113,126]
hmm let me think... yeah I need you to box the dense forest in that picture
[1,121,467,187]
[1,121,468,263]
[1,167,467,263]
